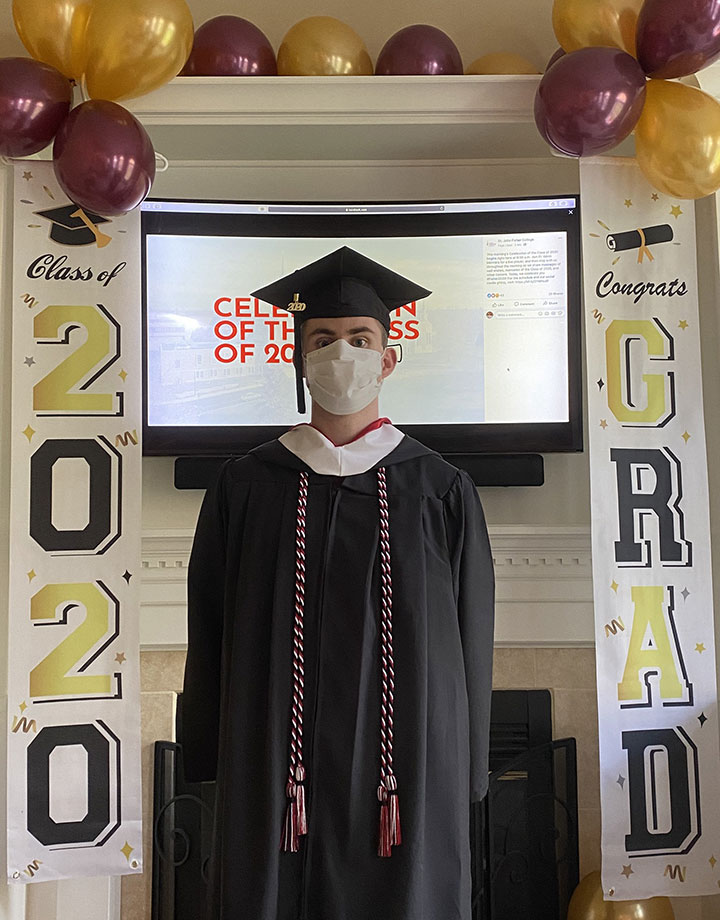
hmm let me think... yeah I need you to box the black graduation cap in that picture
[35,204,111,246]
[251,246,432,413]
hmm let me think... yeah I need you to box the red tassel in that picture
[378,775,401,857]
[379,799,391,857]
[281,765,307,852]
[389,788,402,846]
[282,798,298,852]
[295,765,307,836]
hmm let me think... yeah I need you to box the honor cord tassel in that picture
[283,764,307,852]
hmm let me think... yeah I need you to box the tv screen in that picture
[141,196,582,459]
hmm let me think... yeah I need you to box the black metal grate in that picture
[152,742,215,920]
[472,738,579,920]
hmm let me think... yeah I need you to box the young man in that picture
[182,247,495,920]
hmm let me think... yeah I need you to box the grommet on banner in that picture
[155,152,169,173]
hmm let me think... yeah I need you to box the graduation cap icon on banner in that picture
[35,205,112,248]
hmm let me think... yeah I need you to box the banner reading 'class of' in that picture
[581,157,720,899]
[7,161,142,883]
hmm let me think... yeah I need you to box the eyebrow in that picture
[306,325,376,337]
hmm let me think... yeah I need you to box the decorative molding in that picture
[141,526,592,581]
[155,157,571,169]
[139,526,596,649]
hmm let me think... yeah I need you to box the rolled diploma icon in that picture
[606,224,674,251]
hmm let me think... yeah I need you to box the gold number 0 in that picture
[33,304,120,415]
[30,583,120,701]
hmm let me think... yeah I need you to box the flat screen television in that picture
[140,196,582,479]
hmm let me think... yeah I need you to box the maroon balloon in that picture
[637,0,720,79]
[53,100,156,216]
[545,47,566,71]
[181,15,277,75]
[0,57,72,157]
[534,47,647,157]
[376,24,462,75]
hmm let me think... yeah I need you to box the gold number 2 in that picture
[30,582,120,700]
[33,304,120,415]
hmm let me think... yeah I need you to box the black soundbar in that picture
[174,453,543,490]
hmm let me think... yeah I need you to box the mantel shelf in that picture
[123,75,559,163]
[126,74,541,126]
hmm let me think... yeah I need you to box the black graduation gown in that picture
[182,434,495,920]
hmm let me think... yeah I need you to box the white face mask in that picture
[304,337,385,416]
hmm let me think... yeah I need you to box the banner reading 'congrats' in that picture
[7,161,142,883]
[581,157,720,899]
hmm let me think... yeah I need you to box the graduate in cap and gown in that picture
[182,246,495,920]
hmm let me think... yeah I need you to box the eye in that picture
[316,338,332,347]
[351,336,369,347]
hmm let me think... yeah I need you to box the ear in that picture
[380,345,398,380]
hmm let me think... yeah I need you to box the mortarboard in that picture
[35,204,112,247]
[251,246,432,413]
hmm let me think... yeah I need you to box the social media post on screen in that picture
[144,233,569,427]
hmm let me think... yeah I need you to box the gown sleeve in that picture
[444,469,495,802]
[181,465,230,783]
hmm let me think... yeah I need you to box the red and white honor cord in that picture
[282,471,309,852]
[377,466,401,856]
[282,468,401,856]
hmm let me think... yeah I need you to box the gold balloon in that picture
[12,0,92,80]
[568,871,675,920]
[466,53,539,74]
[552,0,644,55]
[82,0,194,101]
[635,79,720,200]
[277,17,373,76]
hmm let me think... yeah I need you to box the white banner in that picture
[7,161,142,883]
[581,157,720,899]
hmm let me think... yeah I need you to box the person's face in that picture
[302,315,397,380]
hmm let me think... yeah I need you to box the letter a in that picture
[618,586,691,707]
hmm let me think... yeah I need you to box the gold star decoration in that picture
[651,193,659,201]
[621,864,634,879]
[679,320,689,330]
[696,643,706,654]
[670,204,683,218]
[22,424,36,442]
[600,419,608,429]
[624,199,633,208]
[611,580,619,593]
[19,701,27,714]
[682,431,691,444]
[120,841,134,862]
[115,652,127,665]
[118,369,128,382]
[27,569,36,581]
[22,171,33,181]
[710,855,717,869]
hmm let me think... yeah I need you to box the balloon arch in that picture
[4,1,720,209]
